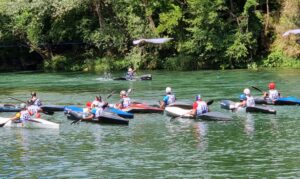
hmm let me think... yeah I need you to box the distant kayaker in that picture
[263,82,280,102]
[10,103,31,123]
[116,90,131,109]
[159,87,176,109]
[126,67,136,80]
[191,95,209,117]
[234,93,248,108]
[30,91,42,107]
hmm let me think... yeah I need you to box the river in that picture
[0,69,300,178]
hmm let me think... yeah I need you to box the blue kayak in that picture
[64,106,134,119]
[255,96,300,105]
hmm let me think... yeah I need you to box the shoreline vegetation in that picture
[0,0,299,72]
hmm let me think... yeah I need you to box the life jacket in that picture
[27,105,40,115]
[246,95,255,107]
[122,97,131,108]
[94,108,104,118]
[268,90,279,100]
[196,101,208,116]
[164,94,176,105]
[32,98,42,106]
[20,110,31,122]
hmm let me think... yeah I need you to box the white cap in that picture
[20,103,26,109]
[166,87,172,93]
[244,88,251,95]
[120,90,126,96]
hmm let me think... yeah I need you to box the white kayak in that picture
[165,107,232,121]
[0,117,59,129]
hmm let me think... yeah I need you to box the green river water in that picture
[0,69,300,178]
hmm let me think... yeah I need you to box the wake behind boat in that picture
[113,74,152,81]
[0,117,59,129]
[165,106,232,121]
[220,100,276,114]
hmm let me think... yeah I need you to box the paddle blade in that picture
[251,86,263,93]
[106,91,114,99]
[207,100,214,105]
[127,88,132,95]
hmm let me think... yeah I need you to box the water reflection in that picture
[192,122,208,150]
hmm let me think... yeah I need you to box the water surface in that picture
[0,69,300,178]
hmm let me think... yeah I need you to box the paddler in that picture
[27,99,42,118]
[126,67,136,80]
[82,101,107,120]
[116,90,131,109]
[92,95,106,108]
[236,88,255,108]
[263,82,280,102]
[191,95,209,117]
[159,87,176,109]
[10,103,31,123]
[30,91,42,107]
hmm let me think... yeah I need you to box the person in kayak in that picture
[116,90,131,109]
[234,93,248,108]
[263,82,280,102]
[191,95,209,117]
[236,88,255,108]
[27,100,42,118]
[10,103,31,123]
[159,87,176,109]
[126,67,136,80]
[30,91,42,107]
[82,101,108,120]
[92,95,106,108]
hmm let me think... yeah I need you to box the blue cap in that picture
[239,93,247,100]
[196,95,201,100]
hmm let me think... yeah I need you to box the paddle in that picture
[170,100,214,120]
[8,96,26,103]
[251,86,264,94]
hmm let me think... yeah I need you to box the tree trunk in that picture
[264,0,269,35]
[94,0,105,29]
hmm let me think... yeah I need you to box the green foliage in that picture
[0,0,299,71]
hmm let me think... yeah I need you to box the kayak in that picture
[0,104,65,113]
[64,106,134,119]
[165,106,232,121]
[65,110,129,125]
[255,96,300,105]
[0,104,20,112]
[40,105,65,112]
[122,103,164,113]
[167,102,193,109]
[0,117,59,129]
[113,74,152,81]
[220,100,276,114]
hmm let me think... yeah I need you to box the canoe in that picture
[122,103,164,113]
[220,100,276,114]
[65,110,129,125]
[0,117,59,129]
[113,74,152,81]
[0,104,20,112]
[255,96,300,105]
[165,106,232,121]
[64,106,134,119]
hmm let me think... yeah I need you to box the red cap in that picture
[268,82,275,89]
[86,102,92,107]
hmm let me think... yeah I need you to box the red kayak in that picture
[122,103,164,113]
